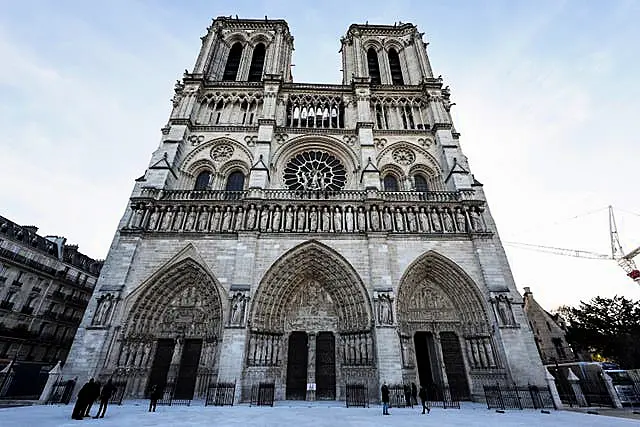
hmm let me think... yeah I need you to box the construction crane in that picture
[504,206,640,284]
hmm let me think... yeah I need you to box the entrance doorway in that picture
[286,331,308,400]
[315,332,336,399]
[147,339,175,395]
[174,339,203,399]
[439,332,470,399]
[414,332,442,386]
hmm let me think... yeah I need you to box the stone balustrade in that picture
[124,189,489,236]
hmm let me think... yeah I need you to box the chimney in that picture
[523,287,531,294]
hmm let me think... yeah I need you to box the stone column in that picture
[0,360,15,397]
[566,369,587,407]
[307,332,316,400]
[39,361,63,402]
[602,371,623,408]
[545,368,564,409]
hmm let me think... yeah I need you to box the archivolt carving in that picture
[376,141,441,173]
[180,137,253,176]
[123,258,224,341]
[250,241,372,333]
[397,251,490,336]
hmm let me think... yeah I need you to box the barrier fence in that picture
[205,382,236,406]
[46,379,76,405]
[157,383,191,407]
[345,383,368,407]
[483,384,556,410]
[250,383,275,406]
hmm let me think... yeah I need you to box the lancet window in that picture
[414,174,429,192]
[388,48,404,85]
[370,96,429,130]
[286,94,345,129]
[367,48,381,85]
[197,94,263,126]
[383,175,399,191]
[225,171,245,191]
[194,171,212,190]
[248,43,266,82]
[222,42,243,81]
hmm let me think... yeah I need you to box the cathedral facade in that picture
[64,17,545,402]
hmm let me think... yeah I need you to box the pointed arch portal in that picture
[246,241,376,401]
[397,251,498,400]
[111,258,224,400]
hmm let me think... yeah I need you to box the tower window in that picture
[248,43,266,82]
[388,48,404,85]
[367,48,381,85]
[225,171,245,191]
[222,42,243,81]
[194,171,212,190]
[383,175,399,192]
[414,174,429,192]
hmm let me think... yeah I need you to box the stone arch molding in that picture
[397,251,490,335]
[121,243,226,341]
[180,137,254,176]
[249,240,372,333]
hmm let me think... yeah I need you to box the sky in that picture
[1,0,639,311]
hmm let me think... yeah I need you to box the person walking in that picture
[419,385,431,414]
[411,382,418,406]
[84,380,101,417]
[381,381,390,415]
[403,384,412,407]
[148,384,161,412]
[94,379,116,418]
[71,378,94,420]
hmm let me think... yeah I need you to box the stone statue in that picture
[160,206,174,231]
[430,208,442,232]
[173,206,185,231]
[369,206,380,231]
[260,206,270,231]
[442,208,454,232]
[272,206,282,231]
[210,206,221,232]
[496,296,516,326]
[321,206,331,232]
[469,207,483,231]
[197,207,209,231]
[333,207,342,232]
[147,207,160,230]
[184,207,197,231]
[455,208,467,232]
[345,206,354,232]
[230,293,247,326]
[129,206,143,229]
[382,207,393,231]
[221,206,232,231]
[309,206,318,232]
[234,206,245,230]
[377,294,393,325]
[406,207,417,232]
[394,207,405,232]
[418,207,429,232]
[356,206,366,232]
[296,207,306,232]
[246,204,257,230]
[284,206,295,231]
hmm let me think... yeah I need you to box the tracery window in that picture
[286,95,345,129]
[414,174,429,192]
[388,48,404,85]
[248,43,266,82]
[225,171,245,191]
[194,171,212,190]
[383,175,399,191]
[283,151,347,191]
[222,42,243,81]
[367,48,381,85]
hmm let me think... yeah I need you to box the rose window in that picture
[283,151,347,191]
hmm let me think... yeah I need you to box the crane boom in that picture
[503,241,611,260]
[609,206,640,282]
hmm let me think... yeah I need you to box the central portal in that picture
[315,332,336,400]
[286,332,308,400]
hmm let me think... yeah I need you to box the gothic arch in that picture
[397,251,490,335]
[377,141,442,174]
[179,137,254,174]
[249,240,372,333]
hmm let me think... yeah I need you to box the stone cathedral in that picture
[64,17,545,402]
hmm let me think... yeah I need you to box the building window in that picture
[194,171,212,191]
[225,171,245,192]
[388,48,404,85]
[414,174,429,192]
[248,43,266,82]
[383,175,399,191]
[367,48,381,85]
[222,42,243,81]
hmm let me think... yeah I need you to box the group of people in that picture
[71,378,117,420]
[380,382,431,415]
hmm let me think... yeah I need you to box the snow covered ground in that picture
[1,401,638,427]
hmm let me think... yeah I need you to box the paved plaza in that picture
[2,402,639,427]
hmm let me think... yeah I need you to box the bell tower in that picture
[341,22,434,85]
[192,16,294,82]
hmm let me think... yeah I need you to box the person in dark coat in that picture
[84,380,101,417]
[381,382,390,415]
[403,384,412,408]
[148,384,162,412]
[71,379,94,420]
[94,379,116,418]
[411,382,418,406]
[419,385,431,414]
